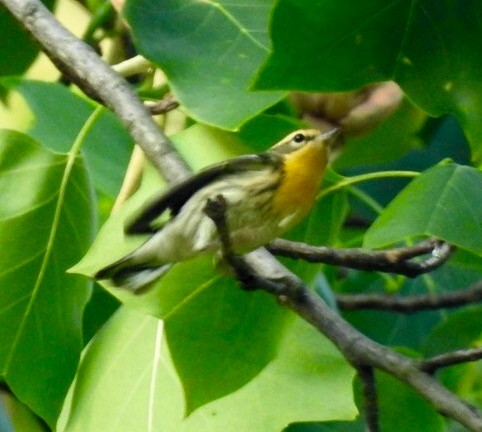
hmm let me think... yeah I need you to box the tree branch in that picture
[204,196,286,294]
[357,366,379,432]
[204,196,482,432]
[268,238,454,277]
[0,0,189,183]
[337,280,482,312]
[420,348,482,375]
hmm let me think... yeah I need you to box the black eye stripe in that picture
[293,133,305,143]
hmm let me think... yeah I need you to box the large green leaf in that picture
[254,0,482,162]
[59,308,356,432]
[0,130,95,426]
[1,78,134,197]
[124,0,285,130]
[363,163,482,255]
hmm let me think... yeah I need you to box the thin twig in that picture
[337,280,482,312]
[145,94,179,115]
[357,366,379,432]
[204,197,482,432]
[268,238,455,277]
[421,348,482,374]
[1,0,189,183]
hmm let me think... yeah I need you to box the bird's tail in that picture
[95,254,172,293]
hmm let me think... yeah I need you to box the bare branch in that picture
[268,238,455,277]
[421,348,482,374]
[1,0,189,183]
[357,366,379,432]
[337,280,482,312]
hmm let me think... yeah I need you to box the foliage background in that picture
[1,0,482,431]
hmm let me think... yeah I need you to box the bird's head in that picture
[268,128,340,157]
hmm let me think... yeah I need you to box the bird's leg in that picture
[204,195,262,291]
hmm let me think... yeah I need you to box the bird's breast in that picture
[271,143,328,225]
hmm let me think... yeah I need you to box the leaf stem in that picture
[318,170,420,201]
[72,105,105,155]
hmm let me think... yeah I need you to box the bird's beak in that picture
[321,128,341,147]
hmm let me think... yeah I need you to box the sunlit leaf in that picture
[0,78,133,197]
[59,308,356,431]
[364,163,482,255]
[0,130,94,426]
[124,0,284,130]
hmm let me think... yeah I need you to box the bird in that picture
[95,128,339,292]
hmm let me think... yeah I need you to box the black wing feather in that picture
[125,153,277,234]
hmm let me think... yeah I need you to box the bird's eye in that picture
[293,133,305,143]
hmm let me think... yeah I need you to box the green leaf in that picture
[375,371,445,431]
[422,306,482,356]
[364,163,482,255]
[0,0,54,76]
[254,0,482,162]
[0,130,95,426]
[1,78,134,197]
[165,275,288,414]
[59,308,356,432]
[256,0,410,91]
[124,0,285,130]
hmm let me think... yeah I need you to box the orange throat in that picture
[272,143,328,220]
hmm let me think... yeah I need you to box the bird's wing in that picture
[125,153,277,234]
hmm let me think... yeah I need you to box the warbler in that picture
[95,128,339,291]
